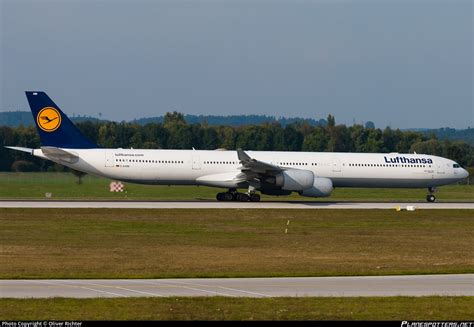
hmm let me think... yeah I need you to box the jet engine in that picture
[272,169,314,191]
[299,177,333,197]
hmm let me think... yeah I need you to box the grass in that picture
[1,297,473,320]
[0,172,472,202]
[1,209,473,279]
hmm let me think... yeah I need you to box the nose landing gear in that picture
[426,187,436,202]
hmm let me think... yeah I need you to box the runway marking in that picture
[71,280,164,297]
[169,280,272,298]
[136,280,237,297]
[24,280,128,298]
[216,286,271,298]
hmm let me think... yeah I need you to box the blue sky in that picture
[1,0,472,128]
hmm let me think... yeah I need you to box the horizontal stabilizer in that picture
[41,146,79,163]
[4,146,34,155]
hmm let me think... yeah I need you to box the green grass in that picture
[1,297,472,320]
[1,209,473,279]
[0,172,472,201]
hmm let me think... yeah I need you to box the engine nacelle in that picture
[274,169,314,191]
[299,177,333,197]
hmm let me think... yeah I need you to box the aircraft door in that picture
[192,155,201,170]
[436,160,445,174]
[105,150,115,167]
[332,158,341,172]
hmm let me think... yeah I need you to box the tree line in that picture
[1,112,473,172]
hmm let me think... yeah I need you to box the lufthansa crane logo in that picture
[37,107,61,132]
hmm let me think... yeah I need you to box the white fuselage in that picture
[32,148,468,190]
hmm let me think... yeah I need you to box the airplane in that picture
[5,91,469,202]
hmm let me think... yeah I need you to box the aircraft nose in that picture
[462,168,469,179]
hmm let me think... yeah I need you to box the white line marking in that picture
[72,280,164,297]
[135,280,236,297]
[170,280,271,297]
[24,280,127,297]
[216,286,271,297]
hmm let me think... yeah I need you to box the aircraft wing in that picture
[195,151,282,188]
[237,149,282,176]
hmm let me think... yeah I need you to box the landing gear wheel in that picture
[224,192,234,201]
[426,194,436,203]
[216,193,225,201]
[250,193,261,202]
[236,193,250,202]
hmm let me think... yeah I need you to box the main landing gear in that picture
[216,189,261,202]
[426,187,436,203]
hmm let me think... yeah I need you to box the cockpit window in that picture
[453,164,461,168]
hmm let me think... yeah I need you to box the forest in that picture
[1,112,472,172]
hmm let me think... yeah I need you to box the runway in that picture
[1,274,472,298]
[1,200,473,209]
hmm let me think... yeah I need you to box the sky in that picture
[0,0,472,129]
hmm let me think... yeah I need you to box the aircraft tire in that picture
[250,194,261,202]
[224,192,234,201]
[236,193,250,202]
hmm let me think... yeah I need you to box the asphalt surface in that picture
[1,274,472,298]
[1,200,473,209]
